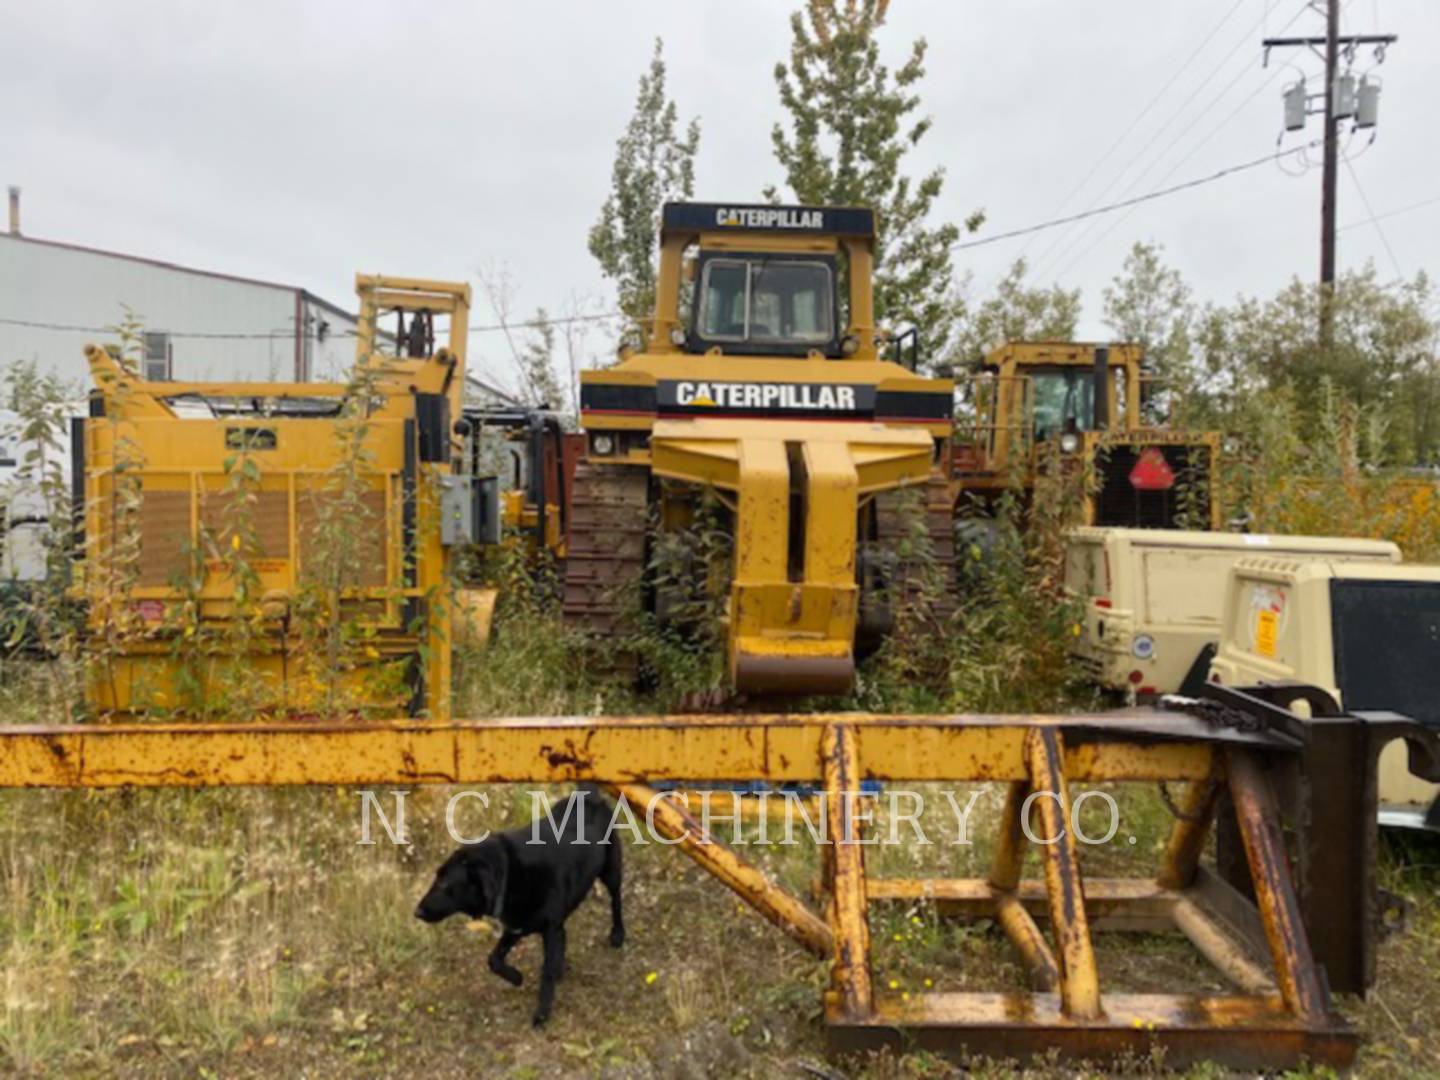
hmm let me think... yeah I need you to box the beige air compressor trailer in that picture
[1208,558,1440,829]
[1065,528,1400,697]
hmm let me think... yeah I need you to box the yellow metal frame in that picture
[80,275,474,718]
[0,708,1357,1069]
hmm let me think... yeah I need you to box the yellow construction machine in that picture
[954,341,1222,530]
[78,275,505,719]
[567,203,956,694]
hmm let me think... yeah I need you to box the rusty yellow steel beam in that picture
[0,714,1220,789]
[867,877,1178,928]
[611,783,833,958]
[1171,896,1276,996]
[1225,749,1328,1023]
[988,781,1059,990]
[1025,728,1102,1021]
[823,724,873,1019]
[989,781,1032,890]
[868,876,1276,994]
[1156,773,1222,891]
[825,991,1356,1070]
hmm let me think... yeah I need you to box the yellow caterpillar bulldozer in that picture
[567,203,955,694]
[954,341,1223,530]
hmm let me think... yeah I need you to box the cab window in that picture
[698,258,834,346]
[1030,367,1097,441]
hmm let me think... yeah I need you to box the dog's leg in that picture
[601,842,625,948]
[487,929,524,987]
[532,925,566,1027]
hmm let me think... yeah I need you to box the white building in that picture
[0,188,360,391]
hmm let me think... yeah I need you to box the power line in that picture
[1039,3,1311,284]
[0,316,298,338]
[1337,193,1440,232]
[0,310,623,340]
[953,143,1315,253]
[1027,1,1298,281]
[469,311,622,334]
[1343,156,1404,279]
[1003,0,1250,271]
[1047,56,1298,283]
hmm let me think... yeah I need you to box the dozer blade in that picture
[649,418,935,695]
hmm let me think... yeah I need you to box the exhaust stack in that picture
[1093,345,1110,430]
[7,187,18,236]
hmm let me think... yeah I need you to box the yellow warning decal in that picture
[1255,608,1279,658]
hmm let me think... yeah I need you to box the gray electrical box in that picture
[1333,73,1357,120]
[440,475,501,546]
[1355,78,1380,129]
[1283,81,1307,132]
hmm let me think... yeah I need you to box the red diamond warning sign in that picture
[1128,447,1175,491]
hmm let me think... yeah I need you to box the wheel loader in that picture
[566,203,955,694]
[954,341,1223,531]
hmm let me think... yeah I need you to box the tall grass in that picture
[1223,382,1440,561]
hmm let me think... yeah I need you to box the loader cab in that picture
[998,343,1140,439]
[1030,366,1099,441]
[971,342,1143,457]
[649,203,880,361]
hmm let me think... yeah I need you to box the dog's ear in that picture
[464,846,504,911]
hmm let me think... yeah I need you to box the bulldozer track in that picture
[562,461,649,639]
[873,472,957,621]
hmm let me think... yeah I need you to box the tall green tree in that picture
[1102,242,1194,386]
[767,0,979,355]
[1188,266,1440,463]
[589,39,700,331]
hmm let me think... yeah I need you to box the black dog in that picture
[414,787,624,1026]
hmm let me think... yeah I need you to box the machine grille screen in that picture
[1095,444,1210,529]
[1331,579,1440,727]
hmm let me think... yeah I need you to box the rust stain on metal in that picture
[539,740,596,773]
[1024,727,1102,1021]
[1225,748,1328,1023]
[823,724,874,1019]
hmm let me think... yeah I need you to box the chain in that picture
[1163,694,1268,733]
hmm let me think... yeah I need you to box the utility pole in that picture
[1319,0,1339,312]
[1264,2,1396,348]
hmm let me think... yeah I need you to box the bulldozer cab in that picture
[648,203,882,362]
[572,201,956,695]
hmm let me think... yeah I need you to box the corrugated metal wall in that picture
[0,235,355,388]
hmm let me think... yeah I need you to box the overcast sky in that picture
[4,1,1437,392]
